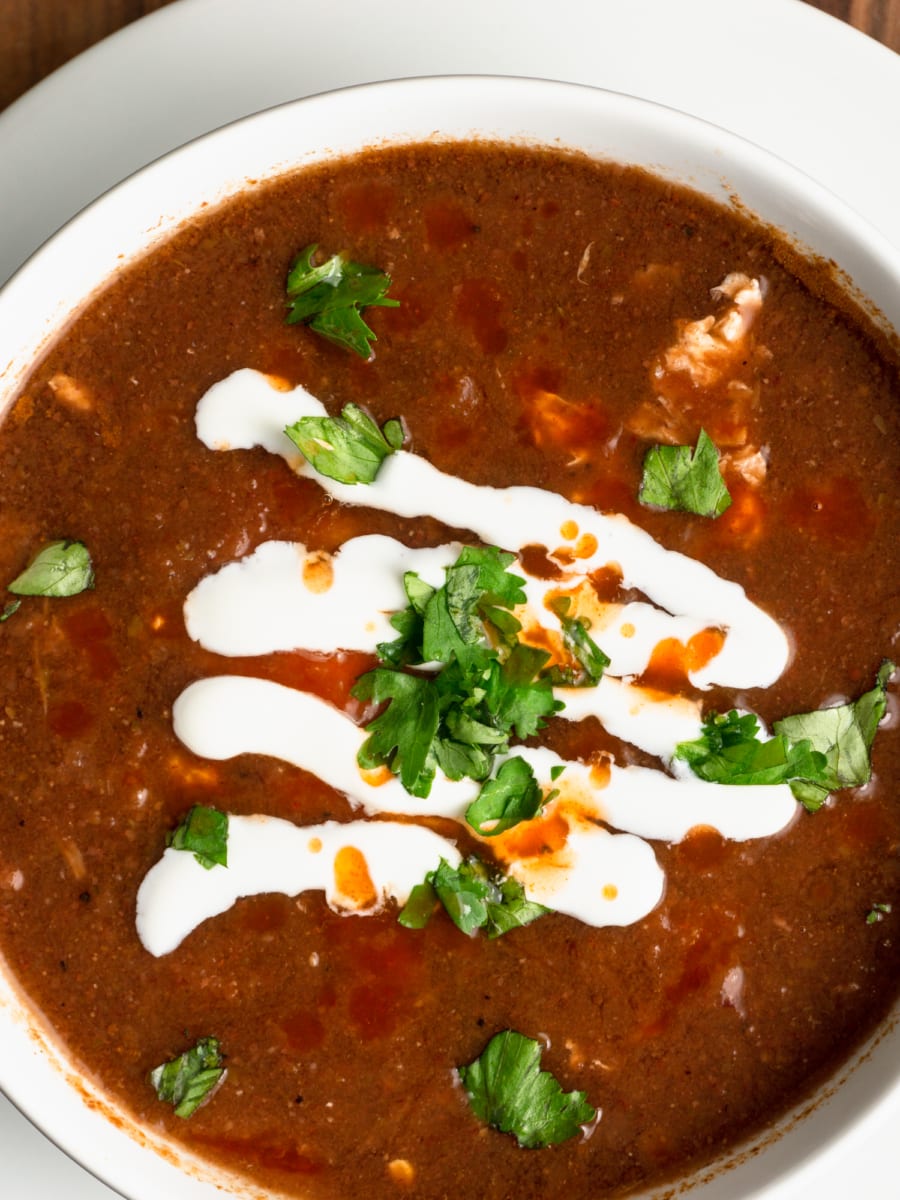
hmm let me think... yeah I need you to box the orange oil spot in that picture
[496,808,570,861]
[638,628,725,694]
[307,837,323,854]
[264,373,293,392]
[560,519,579,541]
[333,845,378,909]
[574,533,598,559]
[359,764,393,787]
[589,758,612,788]
[301,551,334,594]
[602,883,619,900]
[620,622,636,638]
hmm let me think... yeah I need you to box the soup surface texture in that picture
[0,142,898,1200]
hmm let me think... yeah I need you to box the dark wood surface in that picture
[0,0,897,115]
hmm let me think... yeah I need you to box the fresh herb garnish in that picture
[674,660,895,811]
[149,1037,226,1119]
[465,756,545,837]
[773,659,895,810]
[285,403,404,485]
[398,856,549,938]
[1,600,21,622]
[639,428,732,518]
[458,1029,596,1148]
[867,902,892,925]
[284,243,400,358]
[8,540,94,599]
[166,806,229,870]
[352,547,565,798]
[543,595,610,687]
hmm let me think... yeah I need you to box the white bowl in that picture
[0,75,898,1200]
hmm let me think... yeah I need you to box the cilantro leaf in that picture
[466,756,544,836]
[398,857,549,938]
[353,669,440,797]
[544,596,610,687]
[166,806,229,870]
[674,661,895,812]
[867,902,892,925]
[149,1037,226,1119]
[774,659,895,809]
[285,402,403,485]
[458,1030,596,1148]
[285,244,400,358]
[639,428,732,517]
[674,709,826,788]
[352,546,564,798]
[8,540,94,598]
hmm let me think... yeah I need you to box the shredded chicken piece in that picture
[48,373,95,412]
[660,273,763,388]
[627,272,768,461]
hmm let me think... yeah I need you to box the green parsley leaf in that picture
[1,600,21,622]
[674,661,895,812]
[398,857,549,938]
[866,902,892,925]
[352,546,564,798]
[674,709,827,789]
[285,402,403,485]
[466,756,545,837]
[285,244,400,358]
[353,669,440,797]
[458,1030,596,1148]
[774,659,895,809]
[166,806,229,870]
[638,428,732,518]
[149,1037,226,1119]
[544,596,610,687]
[8,540,94,598]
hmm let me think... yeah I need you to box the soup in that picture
[0,141,897,1200]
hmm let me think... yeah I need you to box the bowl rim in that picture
[0,71,898,1200]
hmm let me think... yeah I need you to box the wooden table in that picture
[0,0,897,114]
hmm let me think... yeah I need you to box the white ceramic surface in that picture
[1,4,898,1199]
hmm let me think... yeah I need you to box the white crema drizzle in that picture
[136,368,798,956]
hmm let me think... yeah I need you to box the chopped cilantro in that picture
[166,806,229,870]
[465,756,545,837]
[866,902,892,925]
[8,540,94,599]
[149,1037,226,1119]
[674,661,895,811]
[353,670,440,797]
[639,428,732,518]
[774,659,895,810]
[285,402,403,485]
[398,857,549,938]
[352,547,563,799]
[458,1030,596,1148]
[544,595,610,687]
[284,243,399,358]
